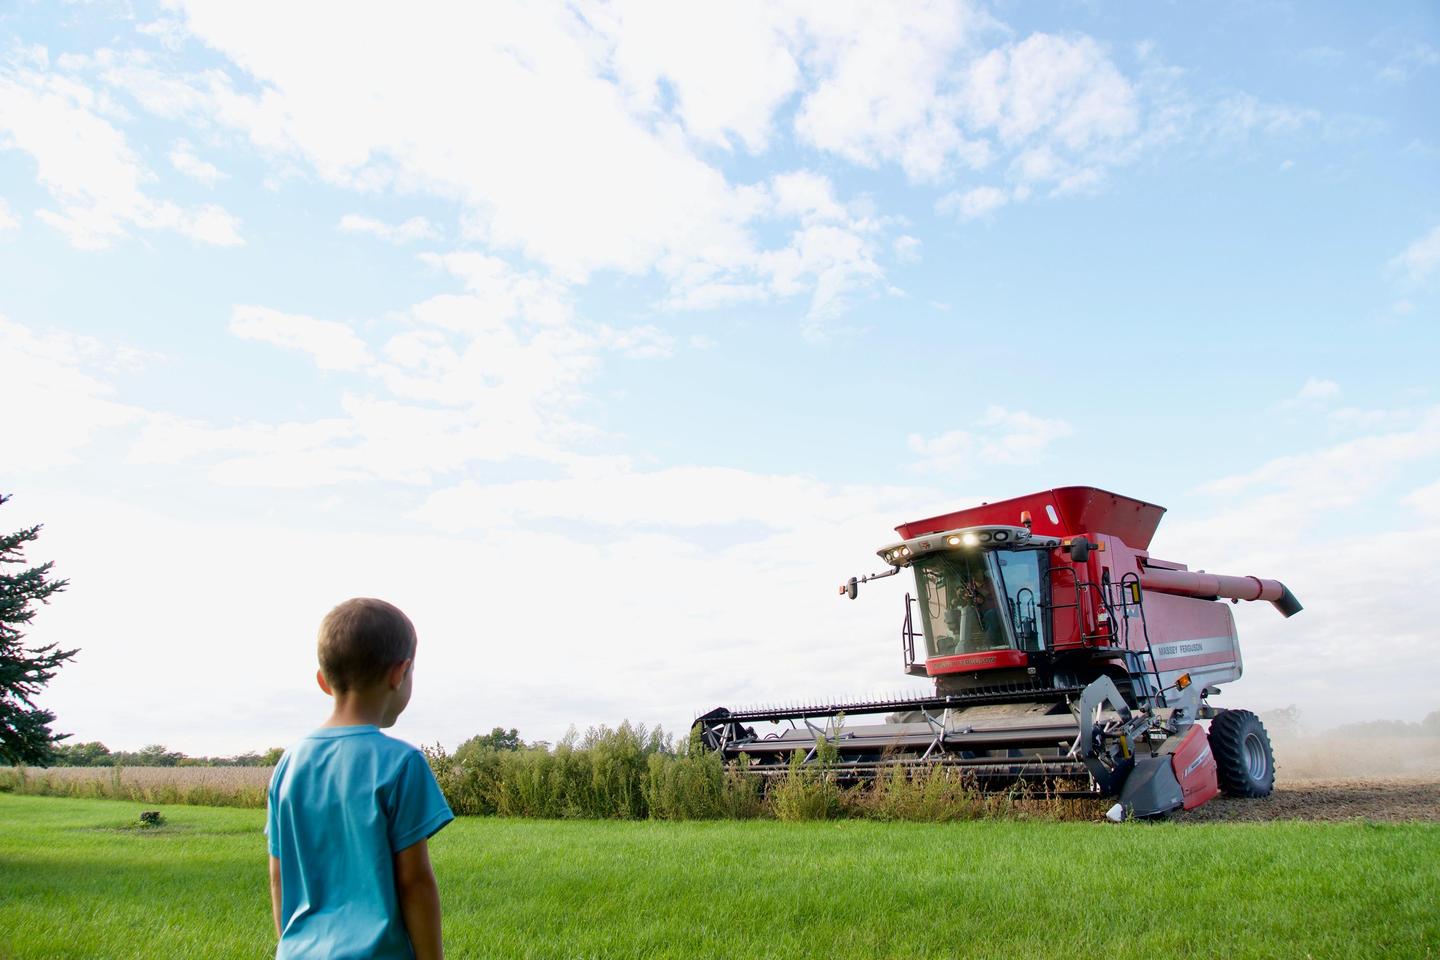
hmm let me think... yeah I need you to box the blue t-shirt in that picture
[266,725,454,959]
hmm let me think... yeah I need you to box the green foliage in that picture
[769,717,845,822]
[50,741,111,767]
[46,740,281,768]
[770,745,841,822]
[643,731,763,820]
[131,744,184,767]
[847,765,987,821]
[424,716,1102,823]
[0,494,76,766]
[426,722,674,819]
[457,726,523,756]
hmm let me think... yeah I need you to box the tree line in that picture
[46,741,284,767]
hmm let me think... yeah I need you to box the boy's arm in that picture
[394,839,443,960]
[269,855,283,937]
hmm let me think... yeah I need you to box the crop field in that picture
[0,765,270,808]
[1,794,1437,959]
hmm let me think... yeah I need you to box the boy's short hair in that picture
[317,598,417,693]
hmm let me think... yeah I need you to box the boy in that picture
[266,598,453,959]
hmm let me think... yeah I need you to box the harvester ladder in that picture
[1109,572,1164,710]
[1044,564,1164,710]
[901,593,919,670]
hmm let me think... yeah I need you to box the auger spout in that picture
[1139,567,1303,618]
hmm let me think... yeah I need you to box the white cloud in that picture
[1212,93,1319,139]
[599,324,674,360]
[793,1,993,182]
[0,65,242,248]
[1377,41,1439,85]
[165,1,765,285]
[89,3,1164,321]
[588,0,801,153]
[338,213,439,243]
[0,197,17,233]
[957,33,1138,151]
[229,305,373,372]
[1388,225,1440,286]
[134,254,685,485]
[1155,411,1440,726]
[413,465,918,533]
[1404,477,1440,520]
[1198,406,1440,506]
[937,184,1008,220]
[893,234,921,261]
[169,138,224,184]
[137,18,191,52]
[1283,377,1341,408]
[907,407,1073,472]
[0,315,148,469]
[769,170,848,223]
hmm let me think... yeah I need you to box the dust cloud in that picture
[1271,732,1440,781]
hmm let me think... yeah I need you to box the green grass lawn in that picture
[1,795,1436,959]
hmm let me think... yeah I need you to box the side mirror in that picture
[1068,537,1091,563]
[840,577,858,600]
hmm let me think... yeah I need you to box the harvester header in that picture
[697,485,1302,818]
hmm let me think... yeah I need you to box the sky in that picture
[1,0,1437,755]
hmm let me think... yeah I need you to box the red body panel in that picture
[896,486,1166,549]
[926,649,1029,676]
[1171,725,1220,810]
[900,487,1283,690]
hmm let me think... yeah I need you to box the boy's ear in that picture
[387,659,412,690]
[316,669,334,696]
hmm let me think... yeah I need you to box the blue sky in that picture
[1,1,1436,754]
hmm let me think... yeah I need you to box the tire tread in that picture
[1210,709,1275,798]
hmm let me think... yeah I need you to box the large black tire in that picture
[1209,709,1276,797]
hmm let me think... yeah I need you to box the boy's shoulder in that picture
[275,727,426,780]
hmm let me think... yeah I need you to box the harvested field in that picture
[1176,777,1440,823]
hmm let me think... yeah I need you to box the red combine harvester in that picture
[696,486,1301,818]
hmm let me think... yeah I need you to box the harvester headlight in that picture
[946,535,962,546]
[961,532,980,546]
[900,546,911,557]
[994,530,1009,542]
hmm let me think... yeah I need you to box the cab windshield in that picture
[913,549,1046,657]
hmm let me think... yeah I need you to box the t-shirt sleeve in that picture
[388,749,455,853]
[264,758,285,858]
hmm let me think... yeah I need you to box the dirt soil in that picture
[1173,777,1440,823]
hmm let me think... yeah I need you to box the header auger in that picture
[695,486,1301,818]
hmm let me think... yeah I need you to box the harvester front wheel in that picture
[1209,709,1275,797]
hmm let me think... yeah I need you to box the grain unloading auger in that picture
[695,486,1301,818]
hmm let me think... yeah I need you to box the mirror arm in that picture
[839,565,903,599]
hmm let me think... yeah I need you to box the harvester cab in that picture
[696,486,1302,819]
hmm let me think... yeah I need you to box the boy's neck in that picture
[323,689,393,728]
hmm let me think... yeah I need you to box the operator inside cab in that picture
[914,548,1045,658]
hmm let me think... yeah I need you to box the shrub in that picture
[769,736,842,822]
